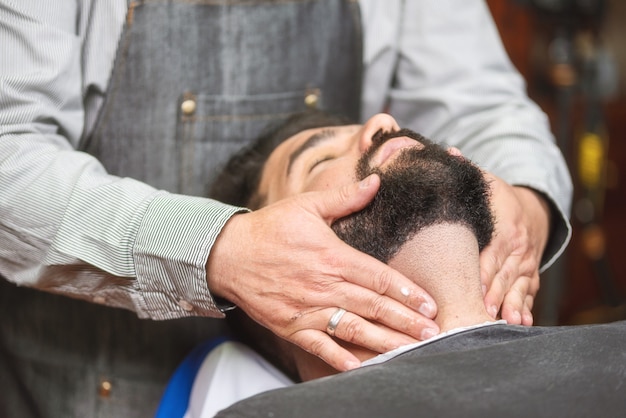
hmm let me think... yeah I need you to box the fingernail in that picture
[421,328,438,340]
[523,312,533,325]
[511,311,521,324]
[345,359,361,370]
[400,286,411,297]
[418,302,435,318]
[488,305,498,318]
[359,175,373,188]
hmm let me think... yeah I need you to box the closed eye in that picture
[309,156,334,173]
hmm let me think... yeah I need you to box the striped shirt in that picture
[0,0,572,320]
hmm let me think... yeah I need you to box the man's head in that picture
[212,110,493,264]
[210,110,495,381]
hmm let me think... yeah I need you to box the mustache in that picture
[358,128,435,177]
[371,128,430,149]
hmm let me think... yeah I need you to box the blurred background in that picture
[486,0,626,325]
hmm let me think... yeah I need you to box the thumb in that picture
[306,174,380,223]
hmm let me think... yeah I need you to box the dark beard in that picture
[331,129,494,263]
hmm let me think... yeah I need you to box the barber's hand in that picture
[207,174,439,372]
[480,173,551,326]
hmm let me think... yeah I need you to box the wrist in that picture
[206,213,245,306]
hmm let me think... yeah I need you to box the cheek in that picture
[304,165,355,193]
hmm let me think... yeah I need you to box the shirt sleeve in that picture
[360,0,573,271]
[0,0,242,319]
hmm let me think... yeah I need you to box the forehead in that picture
[266,124,360,174]
[256,124,359,202]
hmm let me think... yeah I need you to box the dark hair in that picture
[210,110,353,209]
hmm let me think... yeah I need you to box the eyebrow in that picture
[287,129,337,175]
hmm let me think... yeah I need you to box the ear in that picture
[446,146,463,157]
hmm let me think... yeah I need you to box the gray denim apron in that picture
[84,0,362,196]
[0,1,362,417]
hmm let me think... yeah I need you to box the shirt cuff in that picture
[131,192,247,320]
[526,188,572,273]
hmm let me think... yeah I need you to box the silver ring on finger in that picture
[326,308,347,337]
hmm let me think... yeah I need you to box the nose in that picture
[357,113,401,153]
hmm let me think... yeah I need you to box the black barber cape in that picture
[216,320,626,417]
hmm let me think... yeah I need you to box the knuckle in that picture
[340,183,354,200]
[308,276,332,295]
[332,184,352,207]
[479,249,498,277]
[320,252,348,278]
[340,317,365,343]
[498,263,517,286]
[366,296,388,321]
[372,269,393,295]
[487,250,501,268]
[518,257,537,276]
[306,336,328,357]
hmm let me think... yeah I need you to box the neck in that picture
[388,223,493,332]
[291,222,495,382]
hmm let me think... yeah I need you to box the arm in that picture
[360,0,572,323]
[0,1,439,365]
[0,0,234,317]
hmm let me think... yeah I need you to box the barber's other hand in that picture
[207,174,439,372]
[480,173,551,326]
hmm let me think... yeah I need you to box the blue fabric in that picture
[156,337,230,418]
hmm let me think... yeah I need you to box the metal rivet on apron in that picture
[181,99,197,115]
[304,92,319,108]
[99,380,112,398]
